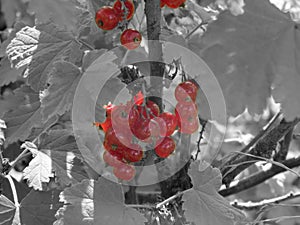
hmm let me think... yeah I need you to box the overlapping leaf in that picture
[2,86,45,146]
[54,178,147,225]
[0,57,22,87]
[20,189,63,225]
[27,0,80,32]
[182,161,246,225]
[1,0,32,27]
[0,195,16,225]
[22,129,88,190]
[41,61,81,121]
[270,25,300,120]
[190,0,298,118]
[6,21,83,91]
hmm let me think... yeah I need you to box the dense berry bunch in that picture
[95,0,142,50]
[95,80,199,181]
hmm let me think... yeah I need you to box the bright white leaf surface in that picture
[6,21,82,91]
[23,130,88,190]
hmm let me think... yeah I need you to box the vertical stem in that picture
[144,0,164,111]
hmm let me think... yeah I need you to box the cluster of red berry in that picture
[95,80,199,181]
[161,0,186,8]
[95,0,142,50]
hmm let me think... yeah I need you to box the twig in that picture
[219,155,300,196]
[127,204,155,209]
[248,216,300,225]
[222,117,300,186]
[220,112,282,175]
[5,147,29,175]
[5,175,19,206]
[156,189,190,208]
[185,22,207,39]
[231,192,300,210]
[77,39,95,50]
[274,127,294,161]
[228,151,300,177]
[195,118,207,160]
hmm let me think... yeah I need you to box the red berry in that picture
[159,112,178,136]
[111,104,139,129]
[149,117,167,137]
[123,144,143,162]
[95,6,120,30]
[131,118,151,141]
[103,127,132,154]
[155,137,176,158]
[160,0,166,8]
[113,0,135,21]
[103,151,124,167]
[120,29,142,50]
[175,80,198,104]
[175,102,198,121]
[137,100,160,120]
[178,116,199,134]
[113,164,136,181]
[164,0,186,8]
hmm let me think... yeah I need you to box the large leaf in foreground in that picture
[0,195,16,225]
[6,21,82,91]
[182,161,246,225]
[55,178,147,225]
[20,189,63,225]
[41,61,81,121]
[23,130,88,190]
[192,0,297,117]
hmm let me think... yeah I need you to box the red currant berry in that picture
[155,137,176,158]
[123,144,143,162]
[95,6,120,30]
[113,163,136,181]
[159,112,178,136]
[149,117,167,137]
[178,116,199,134]
[103,151,124,167]
[120,29,142,50]
[175,102,198,121]
[175,80,198,104]
[165,0,186,8]
[113,0,135,21]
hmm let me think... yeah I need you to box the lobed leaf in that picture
[41,61,81,121]
[54,178,147,225]
[23,129,88,190]
[6,21,83,91]
[0,195,16,225]
[0,57,22,87]
[191,0,298,118]
[20,189,63,225]
[2,86,44,146]
[182,161,246,225]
